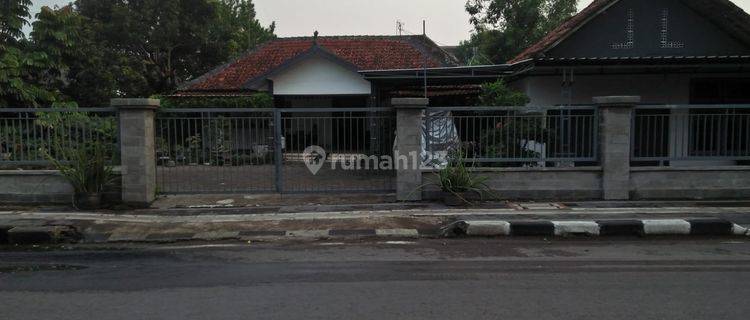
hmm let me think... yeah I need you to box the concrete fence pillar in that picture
[393,98,428,201]
[595,96,641,200]
[112,98,160,207]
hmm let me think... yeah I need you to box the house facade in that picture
[175,35,459,108]
[363,0,750,107]
[508,0,750,107]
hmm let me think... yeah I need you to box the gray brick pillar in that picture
[595,96,640,200]
[394,98,428,201]
[112,98,160,207]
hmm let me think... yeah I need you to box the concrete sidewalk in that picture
[1,202,750,245]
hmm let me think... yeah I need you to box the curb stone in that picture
[452,219,750,238]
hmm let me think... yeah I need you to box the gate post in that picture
[595,96,640,200]
[112,98,159,207]
[394,98,428,201]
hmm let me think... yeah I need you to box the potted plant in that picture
[46,140,116,210]
[419,151,495,206]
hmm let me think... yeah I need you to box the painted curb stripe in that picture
[597,220,644,236]
[510,221,555,236]
[552,221,600,236]
[460,219,744,238]
[642,219,691,235]
[687,219,734,235]
[732,224,750,236]
[465,221,511,236]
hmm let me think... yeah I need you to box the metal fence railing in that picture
[155,108,276,194]
[154,107,396,194]
[632,105,750,164]
[0,108,119,166]
[424,106,599,167]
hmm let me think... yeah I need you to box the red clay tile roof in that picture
[510,0,750,63]
[181,35,458,93]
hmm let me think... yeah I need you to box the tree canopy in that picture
[0,0,275,107]
[0,0,60,107]
[458,0,578,64]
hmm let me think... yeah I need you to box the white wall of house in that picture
[268,56,372,96]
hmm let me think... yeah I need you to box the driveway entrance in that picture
[154,107,396,195]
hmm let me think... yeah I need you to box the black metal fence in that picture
[154,108,396,194]
[632,105,750,164]
[0,108,119,166]
[424,106,599,167]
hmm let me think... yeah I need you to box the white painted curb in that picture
[642,219,691,235]
[464,221,511,236]
[732,224,750,236]
[552,221,601,236]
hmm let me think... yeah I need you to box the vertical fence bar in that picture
[274,109,283,193]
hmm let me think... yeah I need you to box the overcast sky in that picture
[27,0,750,45]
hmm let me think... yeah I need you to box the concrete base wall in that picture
[422,167,603,201]
[0,171,74,204]
[423,166,750,201]
[630,166,750,200]
[0,170,122,205]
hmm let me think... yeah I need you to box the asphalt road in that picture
[2,238,750,320]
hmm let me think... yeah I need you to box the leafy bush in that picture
[45,140,116,194]
[418,151,495,204]
[157,93,273,109]
[478,79,529,106]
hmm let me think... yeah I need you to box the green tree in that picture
[460,0,578,64]
[212,0,276,59]
[477,79,529,106]
[3,0,275,107]
[73,0,275,97]
[0,0,32,47]
[31,5,130,106]
[0,0,59,107]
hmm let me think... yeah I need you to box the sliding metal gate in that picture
[155,107,396,194]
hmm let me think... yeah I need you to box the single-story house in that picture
[175,35,461,107]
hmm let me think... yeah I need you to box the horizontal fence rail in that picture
[633,105,750,164]
[0,108,119,166]
[424,107,599,167]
